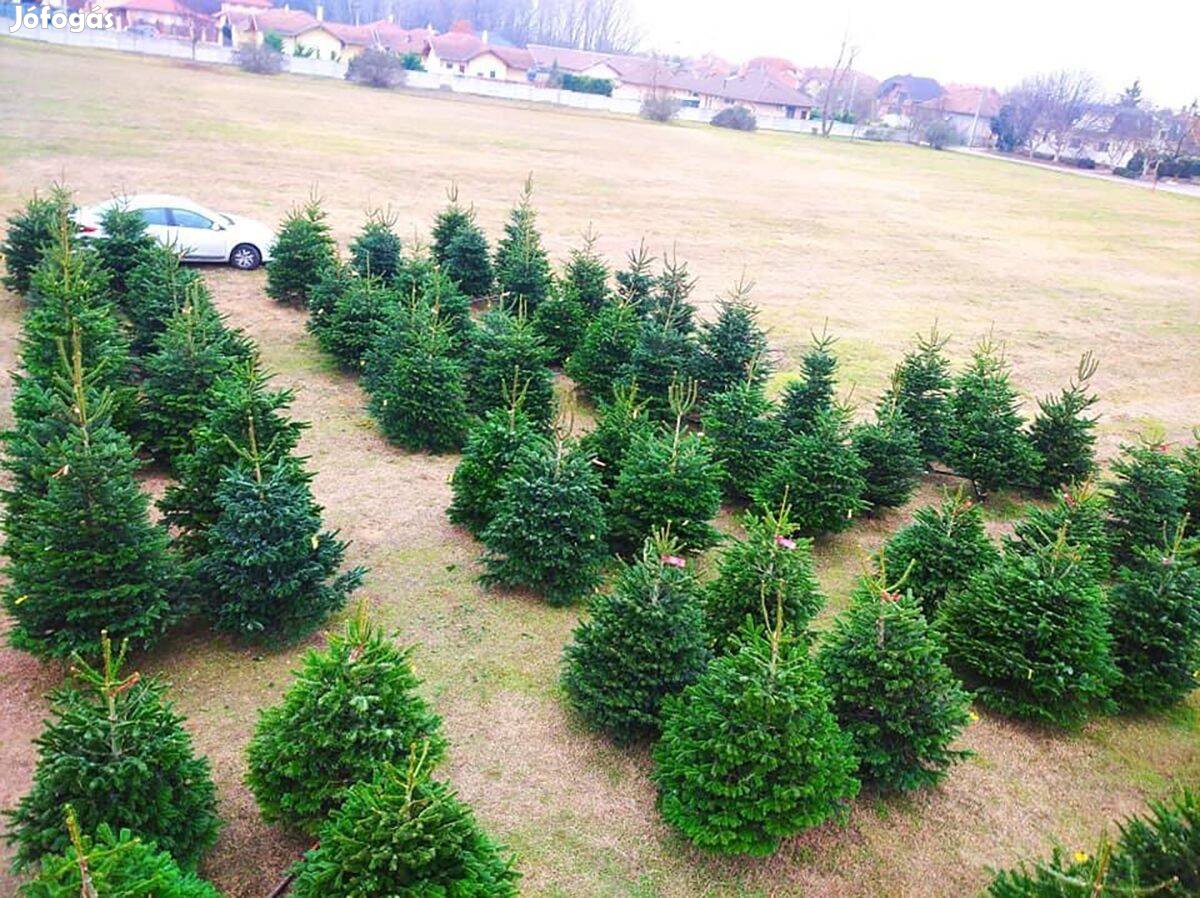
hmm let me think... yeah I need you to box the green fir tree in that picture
[1,185,73,295]
[852,396,925,512]
[777,326,839,436]
[266,197,337,307]
[1105,436,1189,563]
[467,307,556,427]
[578,383,654,495]
[880,325,954,463]
[494,175,552,312]
[1029,352,1100,492]
[349,209,403,280]
[563,225,611,313]
[566,299,643,400]
[696,275,771,396]
[531,281,588,363]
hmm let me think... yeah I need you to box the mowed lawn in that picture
[1,36,1200,898]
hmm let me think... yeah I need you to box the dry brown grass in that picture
[0,37,1198,898]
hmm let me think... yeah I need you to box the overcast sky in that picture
[636,0,1199,108]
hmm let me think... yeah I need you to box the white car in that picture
[75,194,275,270]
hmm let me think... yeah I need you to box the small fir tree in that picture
[1105,436,1189,563]
[494,175,552,312]
[246,607,447,833]
[467,308,556,427]
[578,383,654,495]
[565,299,643,400]
[5,635,219,870]
[608,381,724,553]
[614,238,655,312]
[852,397,925,512]
[619,319,701,419]
[939,533,1117,726]
[777,326,839,436]
[1108,526,1200,710]
[123,242,207,357]
[1179,431,1200,538]
[561,533,709,742]
[1,185,72,295]
[881,489,999,618]
[442,219,494,298]
[563,224,611,313]
[644,251,699,332]
[266,197,338,306]
[349,209,403,280]
[652,605,859,855]
[945,335,1040,496]
[818,571,972,792]
[696,275,771,396]
[289,749,520,898]
[531,281,588,363]
[393,248,474,348]
[753,408,867,538]
[700,377,781,501]
[480,434,608,605]
[429,183,473,264]
[199,450,364,642]
[880,325,955,462]
[1005,481,1111,582]
[19,813,221,898]
[1029,352,1100,493]
[704,503,824,654]
[317,275,397,370]
[94,202,156,303]
[306,259,353,344]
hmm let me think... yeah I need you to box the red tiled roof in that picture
[431,30,485,61]
[324,20,375,46]
[684,70,817,108]
[369,21,430,54]
[921,86,1000,117]
[526,43,612,72]
[490,44,533,70]
[250,7,324,36]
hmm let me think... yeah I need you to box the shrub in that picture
[1,185,72,295]
[18,817,221,898]
[531,281,588,363]
[1005,482,1111,582]
[346,47,409,88]
[94,202,156,302]
[1105,437,1189,563]
[939,536,1116,726]
[880,326,954,462]
[234,43,284,74]
[696,278,771,396]
[349,210,403,279]
[563,226,611,313]
[566,299,643,400]
[701,380,781,501]
[199,456,364,642]
[560,72,613,95]
[704,504,824,654]
[319,276,397,370]
[123,242,205,357]
[946,335,1039,496]
[711,105,756,131]
[653,623,859,855]
[1029,352,1099,492]
[777,328,839,436]
[819,576,971,792]
[494,175,552,312]
[246,610,446,833]
[1108,528,1200,710]
[480,437,608,605]
[467,309,555,427]
[753,409,867,538]
[290,751,520,898]
[448,406,550,536]
[6,635,219,871]
[923,119,961,149]
[851,403,924,512]
[640,93,681,122]
[266,198,337,307]
[562,534,709,741]
[578,383,653,495]
[442,220,494,298]
[881,489,999,617]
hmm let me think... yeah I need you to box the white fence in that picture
[1,22,908,141]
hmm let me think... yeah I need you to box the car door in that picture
[169,208,227,261]
[137,207,176,247]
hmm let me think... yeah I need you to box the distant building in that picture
[876,73,944,126]
[427,30,533,81]
[101,0,213,38]
[918,85,1001,146]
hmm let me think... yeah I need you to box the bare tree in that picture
[1038,69,1099,161]
[819,31,858,137]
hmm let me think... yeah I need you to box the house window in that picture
[1098,141,1110,152]
[444,61,452,69]
[489,70,496,78]
[458,63,465,73]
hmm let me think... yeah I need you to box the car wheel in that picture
[230,243,262,270]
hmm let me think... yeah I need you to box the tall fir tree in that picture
[819,572,972,792]
[880,325,955,463]
[565,299,643,400]
[94,202,156,304]
[563,225,611,313]
[442,220,494,298]
[429,183,473,265]
[704,503,825,654]
[699,378,781,501]
[5,634,219,871]
[696,275,771,396]
[561,533,709,742]
[578,382,654,495]
[852,395,925,512]
[2,335,174,660]
[1,184,73,296]
[123,242,207,358]
[349,209,403,280]
[945,335,1040,496]
[266,197,337,307]
[1029,351,1100,493]
[1105,436,1189,563]
[777,327,839,436]
[466,307,556,427]
[494,175,553,312]
[246,607,446,833]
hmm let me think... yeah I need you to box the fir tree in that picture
[565,299,642,400]
[448,399,550,536]
[19,813,221,898]
[880,325,954,462]
[1005,481,1111,582]
[652,609,859,855]
[480,435,608,605]
[578,382,653,495]
[614,239,655,312]
[266,197,337,307]
[777,327,839,436]
[753,409,867,538]
[349,209,403,280]
[945,335,1040,496]
[701,378,781,501]
[199,451,363,642]
[429,183,473,265]
[160,364,305,557]
[442,219,494,298]
[643,250,699,332]
[1,185,72,295]
[619,319,701,419]
[819,572,972,792]
[696,275,771,395]
[704,503,824,654]
[318,275,398,370]
[1108,526,1200,710]
[289,749,520,898]
[1029,352,1100,493]
[881,489,999,617]
[561,533,709,742]
[306,259,353,345]
[563,224,611,313]
[608,381,724,553]
[246,607,446,833]
[94,202,156,303]
[2,337,174,660]
[5,635,219,870]
[393,248,475,349]
[1105,436,1189,563]
[851,397,925,512]
[494,175,552,312]
[467,308,555,427]
[364,305,469,453]
[531,281,588,363]
[123,242,206,358]
[939,533,1116,726]
[1181,432,1200,540]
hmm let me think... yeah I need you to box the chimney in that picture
[386,11,394,22]
[481,28,488,43]
[315,3,323,19]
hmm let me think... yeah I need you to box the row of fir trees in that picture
[1,189,515,893]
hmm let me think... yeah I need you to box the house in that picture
[1029,104,1156,168]
[876,73,944,125]
[692,70,818,119]
[427,30,532,81]
[371,21,431,59]
[918,85,1001,146]
[526,43,613,74]
[796,66,879,121]
[218,6,345,59]
[100,0,212,37]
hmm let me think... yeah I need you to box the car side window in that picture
[139,207,171,226]
[171,209,213,229]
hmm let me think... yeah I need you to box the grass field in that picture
[1,37,1199,898]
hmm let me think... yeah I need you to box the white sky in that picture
[635,0,1200,108]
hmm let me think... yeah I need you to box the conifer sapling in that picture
[1029,351,1100,493]
[266,197,337,307]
